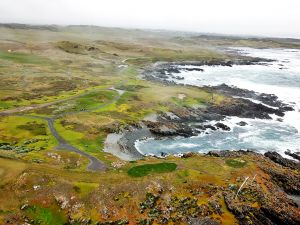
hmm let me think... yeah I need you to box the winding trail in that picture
[47,117,107,171]
[1,86,124,171]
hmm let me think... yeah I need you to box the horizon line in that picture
[1,22,300,41]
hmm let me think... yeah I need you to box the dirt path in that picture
[2,87,124,171]
[46,117,107,171]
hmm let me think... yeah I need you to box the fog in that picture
[1,0,300,38]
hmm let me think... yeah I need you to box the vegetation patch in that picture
[17,121,47,136]
[56,41,101,55]
[25,205,67,225]
[74,182,98,197]
[225,158,247,168]
[73,90,116,111]
[171,96,207,107]
[115,84,147,91]
[0,51,50,64]
[34,90,116,115]
[128,163,177,177]
[0,100,13,110]
[0,142,35,154]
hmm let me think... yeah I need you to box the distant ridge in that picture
[0,23,58,31]
[0,23,300,42]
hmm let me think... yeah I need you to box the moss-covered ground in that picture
[0,153,259,224]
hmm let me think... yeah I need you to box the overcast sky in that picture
[0,0,300,38]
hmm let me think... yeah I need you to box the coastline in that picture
[105,56,298,160]
[104,127,152,161]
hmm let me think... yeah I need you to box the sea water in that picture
[136,48,300,156]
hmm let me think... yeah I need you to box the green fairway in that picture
[127,162,177,177]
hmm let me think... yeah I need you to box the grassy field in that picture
[0,24,299,224]
[0,116,57,159]
[0,50,52,64]
[30,89,117,116]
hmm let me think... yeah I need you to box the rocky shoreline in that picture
[143,58,274,85]
[105,87,295,160]
[103,145,300,224]
[102,57,300,224]
[105,58,296,161]
[206,150,300,224]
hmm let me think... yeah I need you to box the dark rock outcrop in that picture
[264,151,300,170]
[285,150,300,161]
[225,195,273,225]
[225,192,300,225]
[215,122,231,131]
[206,150,255,158]
[264,169,300,195]
[237,121,248,126]
[208,100,285,120]
[144,121,196,137]
[208,84,293,110]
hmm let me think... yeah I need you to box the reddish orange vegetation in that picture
[0,152,299,225]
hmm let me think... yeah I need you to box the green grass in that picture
[127,162,177,177]
[0,101,14,110]
[115,84,147,92]
[17,121,47,136]
[54,119,84,142]
[171,96,207,107]
[0,116,57,161]
[54,119,111,164]
[78,136,105,153]
[0,116,54,142]
[226,158,247,168]
[74,181,99,197]
[0,51,51,64]
[73,90,116,111]
[0,85,111,112]
[33,90,117,116]
[25,205,67,225]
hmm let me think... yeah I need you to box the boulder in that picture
[215,122,231,131]
[236,121,248,126]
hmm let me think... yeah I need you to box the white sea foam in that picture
[136,48,300,157]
